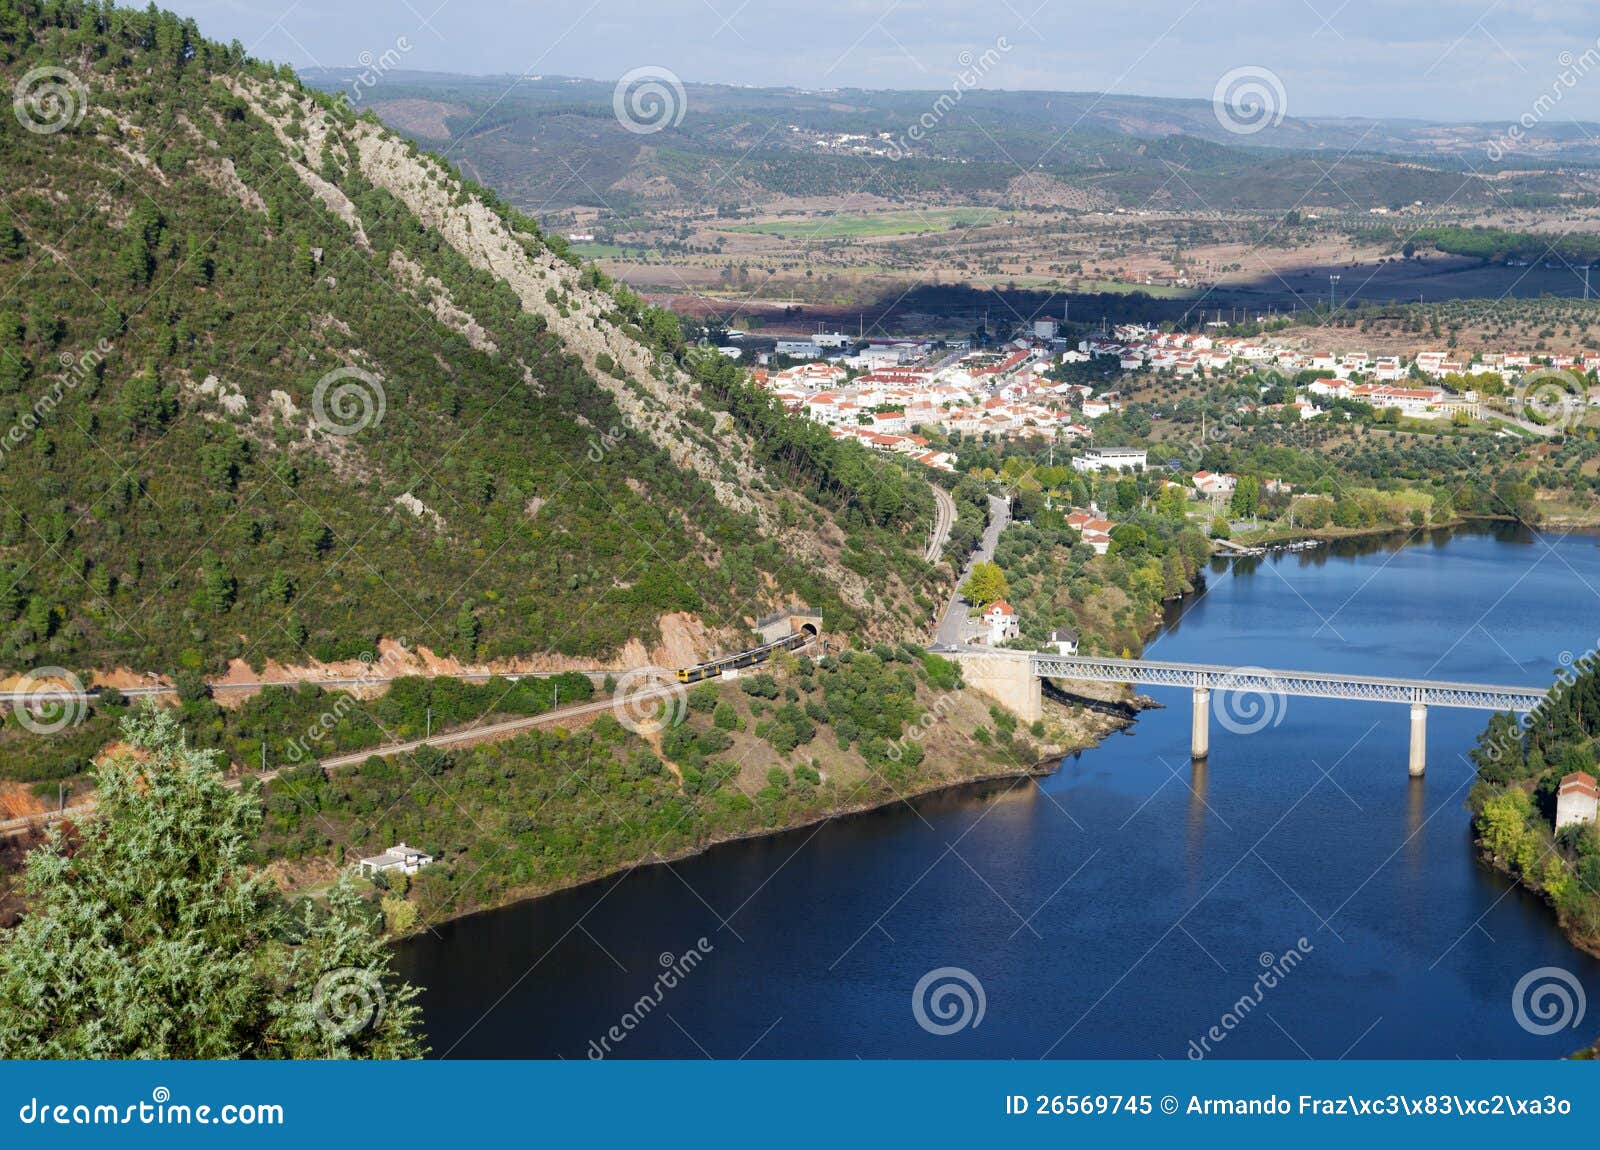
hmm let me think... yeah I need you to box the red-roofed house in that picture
[982,601,1019,644]
[1557,772,1599,829]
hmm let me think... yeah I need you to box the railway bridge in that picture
[951,650,1549,774]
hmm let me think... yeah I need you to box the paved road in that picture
[935,493,1011,647]
[1481,407,1561,438]
[925,485,957,563]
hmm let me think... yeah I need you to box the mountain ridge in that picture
[0,0,942,692]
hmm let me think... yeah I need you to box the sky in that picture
[166,0,1600,123]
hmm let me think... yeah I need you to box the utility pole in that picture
[426,706,431,739]
[1329,274,1340,315]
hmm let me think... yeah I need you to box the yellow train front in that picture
[675,632,810,683]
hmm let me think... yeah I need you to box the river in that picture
[397,524,1600,1059]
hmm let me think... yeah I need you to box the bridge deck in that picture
[1025,653,1549,712]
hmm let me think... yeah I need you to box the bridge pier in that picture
[953,650,1042,723]
[1192,688,1210,760]
[1408,702,1426,777]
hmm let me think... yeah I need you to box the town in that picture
[738,318,1595,475]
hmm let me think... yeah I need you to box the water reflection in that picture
[1186,756,1209,877]
[397,525,1600,1060]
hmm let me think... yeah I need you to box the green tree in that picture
[455,602,482,657]
[961,561,1009,607]
[1155,483,1187,523]
[0,706,425,1058]
[1230,475,1260,521]
[196,553,236,613]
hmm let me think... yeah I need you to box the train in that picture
[675,631,813,683]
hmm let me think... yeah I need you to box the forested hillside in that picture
[0,0,938,682]
[303,70,1523,218]
[1470,669,1600,945]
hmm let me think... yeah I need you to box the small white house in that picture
[982,601,1019,644]
[1049,628,1079,656]
[1556,773,1598,830]
[358,842,435,878]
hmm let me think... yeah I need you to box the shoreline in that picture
[1472,838,1600,1060]
[1236,513,1600,551]
[1473,840,1600,966]
[398,748,1091,939]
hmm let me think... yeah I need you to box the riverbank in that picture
[367,701,1135,937]
[1232,513,1506,550]
[257,646,1139,935]
[397,525,1600,1059]
[388,739,1110,938]
[1473,837,1600,961]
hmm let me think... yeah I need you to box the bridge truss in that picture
[1029,654,1548,713]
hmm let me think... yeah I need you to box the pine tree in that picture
[0,213,23,259]
[0,706,425,1058]
[0,569,17,620]
[456,601,481,657]
[197,554,235,613]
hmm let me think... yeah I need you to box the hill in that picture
[295,69,1594,219]
[0,0,941,688]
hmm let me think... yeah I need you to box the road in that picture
[935,493,1011,647]
[925,485,957,563]
[1481,407,1561,438]
[0,683,680,839]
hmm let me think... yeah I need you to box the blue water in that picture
[397,524,1600,1059]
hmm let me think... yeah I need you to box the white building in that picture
[1049,628,1078,655]
[358,842,435,878]
[982,601,1019,644]
[1557,772,1599,830]
[775,340,822,358]
[1191,470,1237,498]
[1071,447,1147,472]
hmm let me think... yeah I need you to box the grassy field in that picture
[728,208,997,239]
